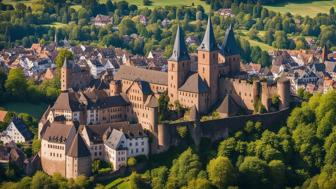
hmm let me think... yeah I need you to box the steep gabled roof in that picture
[145,94,158,108]
[198,16,218,52]
[11,118,33,140]
[179,73,209,93]
[216,94,242,116]
[67,132,91,158]
[219,24,240,56]
[52,91,82,111]
[168,26,190,62]
[105,129,125,150]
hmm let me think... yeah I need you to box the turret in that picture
[197,16,219,107]
[219,24,241,74]
[168,25,191,103]
[277,77,291,109]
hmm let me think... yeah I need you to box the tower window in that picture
[203,54,205,59]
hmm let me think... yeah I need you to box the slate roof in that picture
[105,129,125,150]
[179,73,209,93]
[114,65,168,85]
[216,94,242,116]
[198,16,218,51]
[168,26,190,62]
[52,91,82,111]
[67,132,91,157]
[11,118,33,140]
[219,24,240,56]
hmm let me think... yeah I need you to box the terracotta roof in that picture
[67,132,91,157]
[0,110,8,122]
[179,73,209,93]
[114,65,168,85]
[52,92,82,111]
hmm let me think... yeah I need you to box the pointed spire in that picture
[198,15,218,51]
[62,57,68,69]
[219,24,240,56]
[169,25,190,62]
[67,132,91,158]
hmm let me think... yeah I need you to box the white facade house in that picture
[0,118,32,144]
[87,59,106,78]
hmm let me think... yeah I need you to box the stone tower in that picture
[61,58,70,91]
[168,25,191,103]
[322,44,328,63]
[198,16,219,106]
[219,24,241,74]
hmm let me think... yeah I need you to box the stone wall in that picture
[156,108,291,152]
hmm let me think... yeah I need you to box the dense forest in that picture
[2,90,336,188]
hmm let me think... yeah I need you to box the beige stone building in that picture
[39,17,291,178]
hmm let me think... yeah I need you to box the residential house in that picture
[0,118,33,144]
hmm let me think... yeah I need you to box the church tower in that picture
[198,16,218,106]
[219,24,240,74]
[168,26,191,104]
[61,58,70,91]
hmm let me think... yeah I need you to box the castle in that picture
[38,17,291,178]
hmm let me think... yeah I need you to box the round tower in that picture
[109,80,121,96]
[277,77,291,109]
[157,123,170,152]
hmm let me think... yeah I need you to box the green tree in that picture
[5,68,27,100]
[167,148,202,188]
[182,178,213,189]
[119,18,137,35]
[31,171,56,189]
[207,156,237,188]
[268,160,286,189]
[238,156,270,189]
[55,49,73,69]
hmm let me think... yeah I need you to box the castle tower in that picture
[168,25,191,103]
[61,58,70,91]
[65,132,91,178]
[277,77,291,110]
[322,44,328,63]
[198,16,219,106]
[219,24,241,74]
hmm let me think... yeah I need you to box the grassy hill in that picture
[264,0,336,16]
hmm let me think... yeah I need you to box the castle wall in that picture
[66,156,91,179]
[156,108,291,153]
[219,78,257,110]
[40,140,67,177]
